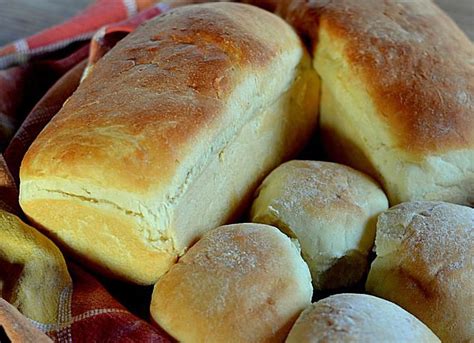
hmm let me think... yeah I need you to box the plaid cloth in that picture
[33,263,172,342]
[0,0,159,70]
[0,1,186,341]
[0,298,52,342]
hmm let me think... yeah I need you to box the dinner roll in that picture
[366,201,473,342]
[286,294,440,343]
[19,2,320,285]
[150,223,312,342]
[0,209,72,324]
[251,160,388,290]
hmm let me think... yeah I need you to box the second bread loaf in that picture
[271,0,474,205]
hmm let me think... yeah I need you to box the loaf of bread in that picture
[0,209,72,324]
[286,294,440,343]
[366,201,473,342]
[261,0,474,205]
[18,3,320,284]
[251,160,388,290]
[150,223,312,342]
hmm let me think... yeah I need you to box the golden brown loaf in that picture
[0,209,72,324]
[286,294,440,343]
[260,0,474,205]
[150,223,313,342]
[251,160,388,290]
[366,201,474,342]
[18,3,320,284]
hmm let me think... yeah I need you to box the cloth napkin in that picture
[0,1,193,341]
[0,298,52,343]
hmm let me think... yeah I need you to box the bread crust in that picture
[251,160,388,290]
[19,3,320,283]
[366,201,474,342]
[21,3,297,193]
[150,223,313,342]
[283,0,474,154]
[259,0,474,205]
[286,294,440,343]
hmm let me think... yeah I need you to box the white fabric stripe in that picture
[156,3,171,13]
[29,308,130,333]
[0,54,20,69]
[28,31,96,56]
[13,39,29,64]
[122,0,138,17]
[14,39,29,54]
[56,286,73,343]
[0,31,95,69]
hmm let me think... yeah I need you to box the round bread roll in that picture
[250,160,388,290]
[286,293,440,342]
[150,223,313,342]
[366,201,473,342]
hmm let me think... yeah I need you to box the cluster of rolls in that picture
[9,0,473,342]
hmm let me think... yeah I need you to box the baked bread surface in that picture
[19,3,320,284]
[366,201,474,342]
[286,293,440,343]
[251,160,388,290]
[150,223,313,343]
[274,0,474,205]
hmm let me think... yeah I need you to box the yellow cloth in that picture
[0,209,72,324]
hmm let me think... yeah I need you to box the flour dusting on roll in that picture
[366,201,474,343]
[251,160,388,290]
[150,223,312,342]
[286,294,440,343]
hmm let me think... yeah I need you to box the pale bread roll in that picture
[0,209,72,324]
[286,294,440,343]
[19,3,320,285]
[366,201,473,342]
[150,223,313,342]
[251,160,388,290]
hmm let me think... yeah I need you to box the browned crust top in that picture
[21,3,292,191]
[283,0,474,153]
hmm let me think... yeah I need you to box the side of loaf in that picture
[18,3,320,284]
[276,0,474,205]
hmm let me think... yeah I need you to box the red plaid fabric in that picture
[0,0,158,70]
[3,3,171,185]
[30,264,172,342]
[0,0,168,149]
[0,1,181,341]
[0,299,52,342]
